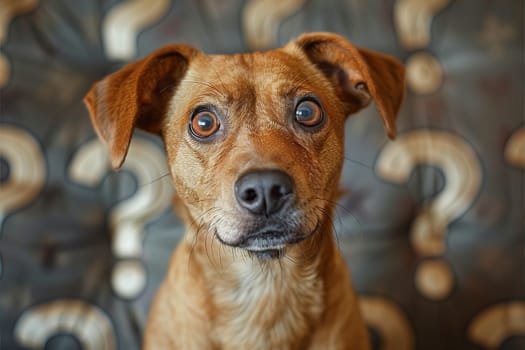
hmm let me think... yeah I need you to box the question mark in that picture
[505,127,525,168]
[394,0,451,95]
[359,296,415,350]
[0,0,39,87]
[102,0,170,60]
[0,125,46,275]
[69,138,173,299]
[504,126,525,230]
[467,301,525,349]
[376,130,482,300]
[14,299,117,350]
[242,0,306,50]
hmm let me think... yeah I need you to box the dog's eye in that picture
[190,110,220,139]
[294,99,324,128]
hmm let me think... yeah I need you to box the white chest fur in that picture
[210,257,324,349]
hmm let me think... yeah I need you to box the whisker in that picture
[305,216,321,261]
[214,219,224,269]
[137,172,171,189]
[187,220,206,270]
[157,83,175,94]
[310,196,362,227]
[204,224,214,267]
[186,206,221,268]
[334,201,362,226]
[208,215,224,269]
[343,156,374,170]
[312,218,325,258]
[317,206,341,251]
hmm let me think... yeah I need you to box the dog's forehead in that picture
[200,49,306,75]
[182,50,321,96]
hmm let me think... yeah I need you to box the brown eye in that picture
[294,99,324,128]
[190,110,220,139]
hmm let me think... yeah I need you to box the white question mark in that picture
[242,0,306,50]
[359,296,415,350]
[69,138,173,299]
[467,301,525,349]
[14,299,117,350]
[394,0,451,95]
[376,130,482,300]
[505,126,525,227]
[0,125,46,275]
[0,0,39,87]
[505,127,525,168]
[103,0,170,60]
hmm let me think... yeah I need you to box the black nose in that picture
[235,170,295,216]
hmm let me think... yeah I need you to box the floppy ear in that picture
[84,45,198,169]
[291,32,405,139]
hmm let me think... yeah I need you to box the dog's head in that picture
[85,32,405,259]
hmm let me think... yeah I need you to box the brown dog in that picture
[84,32,404,349]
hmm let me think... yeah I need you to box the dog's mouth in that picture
[239,231,299,260]
[216,220,321,260]
[240,230,301,247]
[216,230,307,260]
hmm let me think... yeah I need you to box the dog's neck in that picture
[183,220,341,348]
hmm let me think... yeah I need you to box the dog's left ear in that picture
[290,32,405,139]
[84,45,198,169]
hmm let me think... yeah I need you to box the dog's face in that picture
[84,33,405,259]
[164,51,350,257]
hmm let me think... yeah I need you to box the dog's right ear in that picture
[84,45,198,169]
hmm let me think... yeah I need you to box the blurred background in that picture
[0,0,523,349]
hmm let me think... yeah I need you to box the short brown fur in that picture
[84,32,405,349]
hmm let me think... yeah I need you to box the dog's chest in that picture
[211,260,324,349]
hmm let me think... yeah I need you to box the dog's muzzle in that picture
[231,170,299,258]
